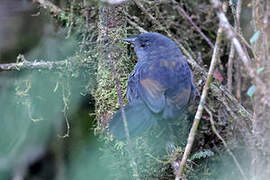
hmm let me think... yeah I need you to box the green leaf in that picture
[250,31,260,44]
[247,85,256,97]
[256,67,264,74]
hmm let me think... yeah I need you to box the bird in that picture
[109,32,197,140]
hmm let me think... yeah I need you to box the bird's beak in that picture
[122,37,137,44]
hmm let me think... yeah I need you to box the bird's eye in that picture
[141,43,146,48]
[140,41,149,48]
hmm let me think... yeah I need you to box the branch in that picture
[0,57,89,72]
[123,10,148,33]
[211,0,268,99]
[0,60,67,72]
[132,0,168,33]
[175,3,225,178]
[227,43,234,93]
[232,0,243,101]
[227,0,242,94]
[172,0,215,49]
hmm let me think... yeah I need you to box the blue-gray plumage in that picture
[109,32,197,140]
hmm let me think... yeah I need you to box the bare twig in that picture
[232,0,243,102]
[227,0,241,94]
[132,0,169,33]
[126,17,147,33]
[58,77,71,138]
[204,107,248,180]
[235,57,242,101]
[123,10,148,33]
[172,0,215,49]
[66,0,76,39]
[229,0,255,57]
[227,43,234,93]
[0,58,81,72]
[175,5,225,178]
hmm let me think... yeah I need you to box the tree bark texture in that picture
[251,0,270,179]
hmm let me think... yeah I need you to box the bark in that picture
[251,0,270,179]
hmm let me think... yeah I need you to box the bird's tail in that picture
[109,101,158,140]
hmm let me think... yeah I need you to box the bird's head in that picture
[122,32,182,62]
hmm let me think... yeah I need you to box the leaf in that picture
[247,85,256,97]
[256,67,264,74]
[250,31,260,44]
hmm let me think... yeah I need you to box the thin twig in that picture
[233,0,242,102]
[123,10,148,33]
[227,0,239,94]
[229,0,255,58]
[227,43,234,93]
[204,107,248,180]
[126,17,147,33]
[211,0,268,101]
[0,58,80,72]
[235,56,242,102]
[172,0,214,49]
[132,0,168,33]
[66,0,75,39]
[175,4,225,179]
[59,78,71,138]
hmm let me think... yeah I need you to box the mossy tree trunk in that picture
[94,3,132,134]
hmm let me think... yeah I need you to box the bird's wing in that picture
[166,62,193,110]
[138,77,166,113]
[136,62,166,113]
[137,59,193,114]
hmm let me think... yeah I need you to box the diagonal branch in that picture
[172,0,215,49]
[175,3,226,178]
